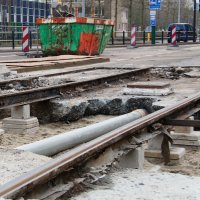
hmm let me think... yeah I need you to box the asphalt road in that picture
[0,44,200,68]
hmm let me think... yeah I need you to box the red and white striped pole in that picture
[171,25,177,46]
[131,25,136,47]
[22,26,29,53]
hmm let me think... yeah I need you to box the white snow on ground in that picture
[73,169,200,200]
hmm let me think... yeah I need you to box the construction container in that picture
[36,17,114,56]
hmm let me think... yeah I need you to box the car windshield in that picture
[176,25,184,31]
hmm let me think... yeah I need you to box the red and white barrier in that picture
[171,25,177,46]
[131,26,136,47]
[22,26,29,52]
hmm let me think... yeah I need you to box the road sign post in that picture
[149,0,161,45]
[151,26,156,45]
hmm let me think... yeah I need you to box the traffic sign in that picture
[150,19,156,26]
[150,10,156,16]
[149,0,161,10]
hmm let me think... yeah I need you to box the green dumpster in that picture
[36,17,114,56]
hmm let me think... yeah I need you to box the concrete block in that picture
[145,147,185,160]
[11,105,30,119]
[2,117,38,125]
[3,122,39,129]
[0,129,5,134]
[174,126,193,134]
[148,134,163,150]
[2,117,39,134]
[174,116,194,134]
[118,145,144,169]
[171,131,200,141]
[4,127,39,134]
[173,139,200,146]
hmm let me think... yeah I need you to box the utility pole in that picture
[193,0,196,42]
[46,0,48,18]
[98,0,101,18]
[7,0,12,30]
[69,0,73,14]
[115,0,118,31]
[82,0,85,17]
[91,0,95,17]
[129,0,133,32]
[178,0,180,23]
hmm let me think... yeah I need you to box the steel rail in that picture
[0,67,150,109]
[1,92,200,199]
[0,66,138,88]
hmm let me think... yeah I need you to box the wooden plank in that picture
[7,57,110,73]
[0,55,92,64]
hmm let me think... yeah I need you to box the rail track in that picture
[0,67,150,109]
[1,92,200,199]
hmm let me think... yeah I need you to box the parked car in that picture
[167,23,196,43]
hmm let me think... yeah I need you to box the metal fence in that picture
[0,26,39,49]
[0,26,199,50]
[109,30,200,46]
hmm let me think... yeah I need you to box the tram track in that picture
[0,67,150,109]
[1,92,200,199]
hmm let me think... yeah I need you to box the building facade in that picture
[0,0,51,27]
[104,0,128,36]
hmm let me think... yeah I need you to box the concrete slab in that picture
[171,131,200,141]
[127,82,171,89]
[145,147,185,160]
[4,127,39,134]
[2,117,38,125]
[173,139,200,146]
[124,88,174,96]
[2,117,39,134]
[3,122,39,129]
[124,82,174,96]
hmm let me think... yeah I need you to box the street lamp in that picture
[46,0,48,18]
[178,0,180,23]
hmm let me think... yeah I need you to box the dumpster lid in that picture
[36,17,114,26]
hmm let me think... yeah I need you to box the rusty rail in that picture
[0,67,149,109]
[1,92,200,198]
